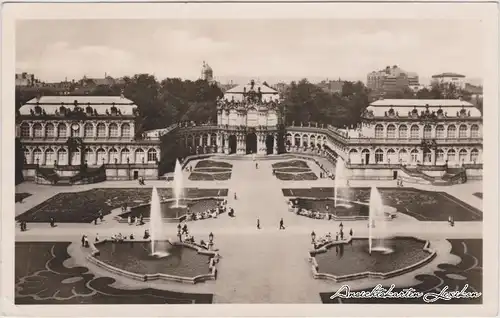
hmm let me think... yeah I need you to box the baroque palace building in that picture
[17,95,160,182]
[176,79,283,156]
[16,72,483,184]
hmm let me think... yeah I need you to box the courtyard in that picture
[15,155,483,304]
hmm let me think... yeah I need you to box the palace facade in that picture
[17,95,160,182]
[16,80,483,184]
[176,79,283,155]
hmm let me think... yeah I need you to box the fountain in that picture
[334,157,350,208]
[368,186,392,254]
[150,186,169,257]
[173,159,185,208]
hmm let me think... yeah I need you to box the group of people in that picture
[313,224,354,249]
[397,177,405,187]
[111,232,134,242]
[127,214,145,226]
[93,211,105,225]
[138,176,146,186]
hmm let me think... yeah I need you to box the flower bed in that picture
[195,160,233,169]
[188,172,232,181]
[272,159,309,169]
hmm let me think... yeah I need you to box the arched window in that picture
[410,125,420,139]
[375,148,384,163]
[57,148,67,165]
[121,123,131,138]
[436,149,445,163]
[361,149,370,163]
[398,149,408,163]
[386,125,396,139]
[202,134,208,146]
[108,148,119,164]
[33,123,43,138]
[96,148,107,164]
[375,124,384,138]
[45,148,55,166]
[459,149,468,163]
[84,148,94,164]
[435,125,445,139]
[423,125,432,139]
[470,148,479,163]
[33,148,42,164]
[109,123,119,138]
[57,123,67,138]
[398,125,407,138]
[148,148,158,162]
[135,148,145,163]
[45,123,55,138]
[211,133,217,146]
[96,123,106,138]
[447,125,456,138]
[84,123,94,137]
[410,149,419,163]
[294,134,300,146]
[459,125,468,138]
[387,149,396,163]
[470,124,480,138]
[121,148,130,163]
[20,123,30,137]
[447,149,456,163]
[24,148,31,164]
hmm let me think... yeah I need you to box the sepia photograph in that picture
[1,2,498,317]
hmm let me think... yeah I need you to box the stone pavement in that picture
[15,156,483,303]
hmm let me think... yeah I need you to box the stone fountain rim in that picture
[86,239,218,284]
[308,236,437,282]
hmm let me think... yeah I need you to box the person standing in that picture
[349,228,353,237]
[99,210,104,222]
[257,218,261,229]
[279,218,285,230]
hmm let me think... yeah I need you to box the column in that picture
[207,134,211,148]
[93,122,98,138]
[29,123,34,138]
[273,134,278,154]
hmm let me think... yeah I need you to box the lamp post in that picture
[208,232,214,250]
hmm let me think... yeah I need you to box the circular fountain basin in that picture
[311,237,436,282]
[118,198,223,222]
[88,240,216,283]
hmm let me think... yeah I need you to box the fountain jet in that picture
[368,186,392,254]
[150,186,169,257]
[173,159,184,208]
[334,157,349,208]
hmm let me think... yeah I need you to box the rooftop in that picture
[370,99,474,107]
[432,73,466,78]
[19,95,137,116]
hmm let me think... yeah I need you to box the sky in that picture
[16,19,484,85]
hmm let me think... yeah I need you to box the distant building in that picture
[200,61,214,83]
[367,65,419,95]
[431,73,466,89]
[16,73,37,87]
[317,79,345,94]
